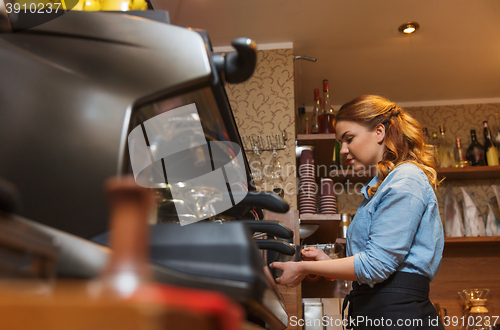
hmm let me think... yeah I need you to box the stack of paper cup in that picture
[319,178,337,214]
[299,150,316,214]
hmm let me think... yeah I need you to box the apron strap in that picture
[342,290,354,330]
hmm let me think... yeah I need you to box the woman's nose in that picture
[340,142,349,156]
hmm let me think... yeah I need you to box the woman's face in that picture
[336,121,386,172]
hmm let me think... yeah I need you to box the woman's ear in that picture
[374,123,386,144]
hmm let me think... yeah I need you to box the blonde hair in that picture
[337,95,439,196]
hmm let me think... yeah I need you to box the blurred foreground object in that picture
[90,176,155,299]
[0,280,243,330]
[0,177,59,280]
[0,176,243,330]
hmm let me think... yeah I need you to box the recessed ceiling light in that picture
[398,22,420,34]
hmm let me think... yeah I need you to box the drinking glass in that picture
[249,137,264,188]
[265,135,283,188]
[269,149,283,188]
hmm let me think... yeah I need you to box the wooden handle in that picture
[99,176,155,298]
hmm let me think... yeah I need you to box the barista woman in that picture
[270,95,445,329]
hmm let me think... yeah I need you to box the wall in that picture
[225,49,297,210]
[336,102,500,226]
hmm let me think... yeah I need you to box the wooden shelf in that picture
[441,236,500,264]
[299,214,341,221]
[296,133,336,142]
[437,165,500,181]
[300,214,341,244]
[325,166,500,184]
[444,236,500,243]
[328,237,500,245]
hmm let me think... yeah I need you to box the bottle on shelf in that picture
[331,140,341,168]
[318,79,335,134]
[466,129,486,166]
[431,132,440,167]
[329,106,337,132]
[431,131,439,143]
[422,128,431,145]
[483,121,499,166]
[303,116,311,134]
[311,89,320,134]
[454,138,469,168]
[495,113,500,146]
[437,125,455,168]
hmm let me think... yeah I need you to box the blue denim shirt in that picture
[346,163,444,287]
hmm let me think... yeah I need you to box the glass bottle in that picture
[331,140,341,169]
[483,121,499,166]
[423,128,430,145]
[437,125,455,168]
[318,80,335,134]
[311,89,320,134]
[329,106,336,133]
[431,132,440,167]
[304,116,311,134]
[466,130,486,166]
[454,139,469,168]
[495,113,500,146]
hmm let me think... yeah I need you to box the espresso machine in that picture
[0,11,291,329]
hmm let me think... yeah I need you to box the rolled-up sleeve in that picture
[353,178,426,286]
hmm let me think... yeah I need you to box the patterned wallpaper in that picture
[225,49,297,210]
[336,102,500,227]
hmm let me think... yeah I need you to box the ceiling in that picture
[152,0,500,108]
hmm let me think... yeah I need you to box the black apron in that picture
[342,271,445,330]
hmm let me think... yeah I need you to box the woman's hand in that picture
[269,261,306,288]
[301,246,331,261]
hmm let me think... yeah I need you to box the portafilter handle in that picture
[241,220,293,239]
[254,239,296,256]
[231,191,290,214]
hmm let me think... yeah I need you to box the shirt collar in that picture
[361,174,380,199]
